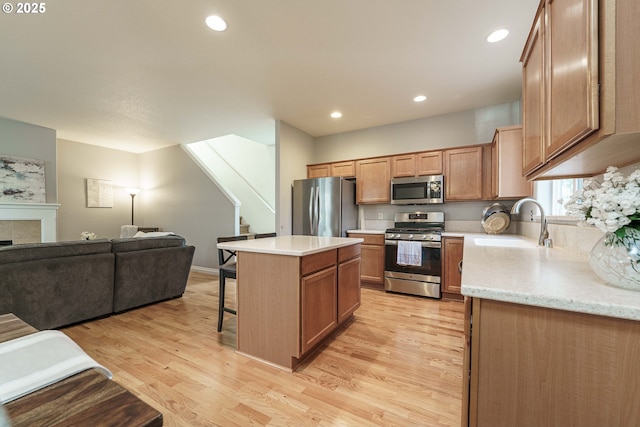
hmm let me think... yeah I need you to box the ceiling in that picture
[0,0,539,153]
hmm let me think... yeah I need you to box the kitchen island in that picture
[217,235,363,371]
[460,233,640,427]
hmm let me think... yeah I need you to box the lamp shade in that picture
[126,187,142,196]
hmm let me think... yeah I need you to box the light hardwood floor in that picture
[63,272,465,427]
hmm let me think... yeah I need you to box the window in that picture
[535,178,583,217]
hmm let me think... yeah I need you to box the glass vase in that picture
[589,227,640,291]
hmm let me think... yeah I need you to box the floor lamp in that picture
[125,188,141,225]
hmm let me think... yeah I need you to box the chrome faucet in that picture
[511,198,553,247]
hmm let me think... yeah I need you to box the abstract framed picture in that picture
[86,178,113,208]
[0,155,46,203]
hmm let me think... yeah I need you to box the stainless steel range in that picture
[384,211,444,298]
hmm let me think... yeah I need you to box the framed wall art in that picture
[86,178,113,208]
[0,155,46,203]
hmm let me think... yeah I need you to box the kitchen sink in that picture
[473,237,537,248]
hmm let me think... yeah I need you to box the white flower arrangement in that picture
[563,166,640,236]
[80,231,97,240]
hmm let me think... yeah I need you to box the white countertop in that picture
[346,229,386,235]
[217,235,363,257]
[461,233,640,321]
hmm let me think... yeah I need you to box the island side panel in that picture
[236,251,301,369]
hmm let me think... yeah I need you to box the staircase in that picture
[183,135,276,235]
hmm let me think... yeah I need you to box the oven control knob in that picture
[421,234,428,240]
[408,234,414,239]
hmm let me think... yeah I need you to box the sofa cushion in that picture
[0,239,112,265]
[110,235,186,253]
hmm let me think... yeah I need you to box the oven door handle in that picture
[384,240,441,249]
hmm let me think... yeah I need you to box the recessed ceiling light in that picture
[206,15,227,31]
[330,112,342,119]
[486,29,509,43]
[413,95,427,103]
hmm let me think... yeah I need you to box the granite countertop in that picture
[461,233,640,321]
[217,235,363,257]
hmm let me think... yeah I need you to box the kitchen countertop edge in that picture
[459,233,640,322]
[217,235,364,257]
[346,229,386,234]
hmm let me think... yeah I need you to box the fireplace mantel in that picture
[0,202,60,242]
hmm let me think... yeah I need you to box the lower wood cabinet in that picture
[301,266,338,354]
[337,252,361,324]
[348,232,385,289]
[464,298,640,427]
[238,243,361,370]
[442,236,463,301]
[301,244,361,355]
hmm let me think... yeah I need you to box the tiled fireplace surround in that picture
[0,203,59,244]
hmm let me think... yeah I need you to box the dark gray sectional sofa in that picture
[0,235,195,330]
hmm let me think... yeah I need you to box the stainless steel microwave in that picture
[390,175,444,204]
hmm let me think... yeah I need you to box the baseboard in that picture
[190,266,218,275]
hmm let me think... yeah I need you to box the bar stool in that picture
[216,235,247,332]
[253,232,277,239]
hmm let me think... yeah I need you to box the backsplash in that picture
[516,220,603,254]
[359,204,604,255]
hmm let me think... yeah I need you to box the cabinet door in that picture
[331,161,356,178]
[442,237,463,298]
[444,147,483,201]
[546,0,599,160]
[416,151,443,175]
[391,154,416,178]
[348,233,385,286]
[301,266,337,354]
[360,244,385,285]
[307,164,330,178]
[338,257,361,324]
[355,157,391,204]
[521,8,545,175]
[492,127,532,199]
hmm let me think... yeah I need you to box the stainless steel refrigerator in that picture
[292,177,357,237]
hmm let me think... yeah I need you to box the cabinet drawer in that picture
[348,233,384,245]
[338,244,361,263]
[301,250,337,276]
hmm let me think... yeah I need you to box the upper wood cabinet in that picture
[331,161,355,178]
[522,0,640,179]
[391,151,443,178]
[307,163,330,178]
[416,151,443,175]
[444,146,484,201]
[521,5,546,175]
[307,161,355,178]
[391,154,416,178]
[355,157,391,204]
[490,126,533,199]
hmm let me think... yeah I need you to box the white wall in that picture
[313,101,520,162]
[57,139,138,240]
[139,145,236,269]
[187,135,276,234]
[276,121,316,236]
[307,101,522,223]
[0,117,57,202]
